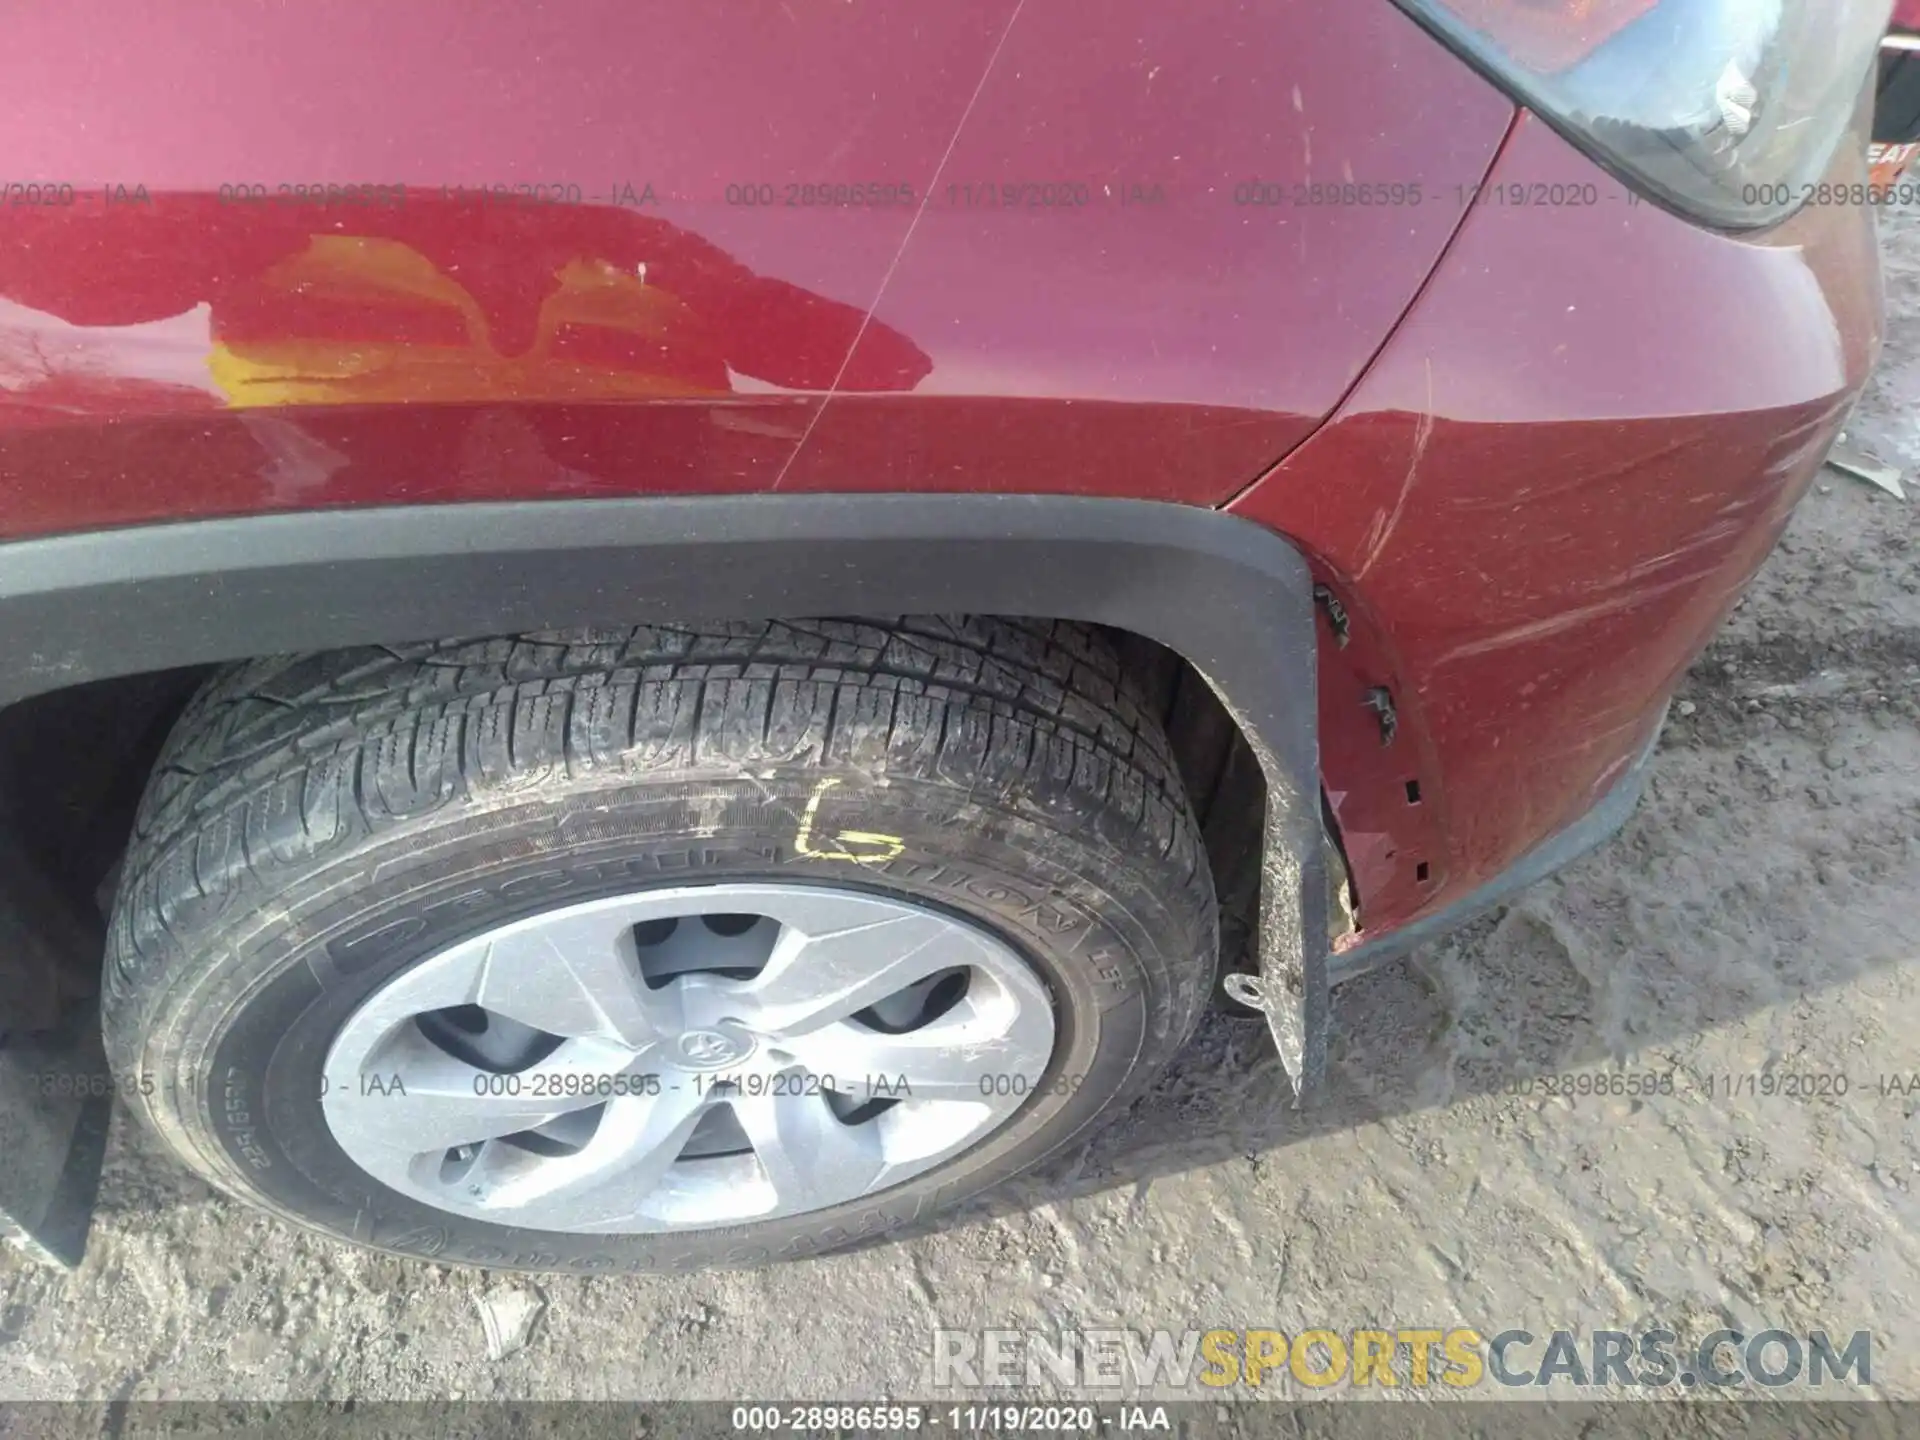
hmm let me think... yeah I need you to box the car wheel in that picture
[102,618,1217,1273]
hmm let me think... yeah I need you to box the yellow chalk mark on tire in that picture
[794,777,905,865]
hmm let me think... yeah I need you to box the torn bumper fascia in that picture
[1328,702,1669,985]
[1231,698,1668,1098]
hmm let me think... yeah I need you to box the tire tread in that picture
[105,617,1203,1033]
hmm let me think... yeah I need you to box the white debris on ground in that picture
[475,1285,545,1362]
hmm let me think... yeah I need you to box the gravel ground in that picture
[3,206,1919,1413]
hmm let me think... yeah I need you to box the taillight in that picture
[1394,0,1894,228]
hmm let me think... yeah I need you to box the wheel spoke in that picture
[325,1040,621,1162]
[786,1027,992,1100]
[482,1084,709,1224]
[732,1090,886,1212]
[784,991,1050,1100]
[740,913,985,1035]
[465,916,671,1048]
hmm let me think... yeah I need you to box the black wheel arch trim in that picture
[0,493,1330,1096]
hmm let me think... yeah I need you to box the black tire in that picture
[102,618,1217,1274]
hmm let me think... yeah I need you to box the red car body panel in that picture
[1237,112,1880,937]
[0,0,1508,527]
[0,2,1881,954]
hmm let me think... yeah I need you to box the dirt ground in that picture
[3,205,1919,1413]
